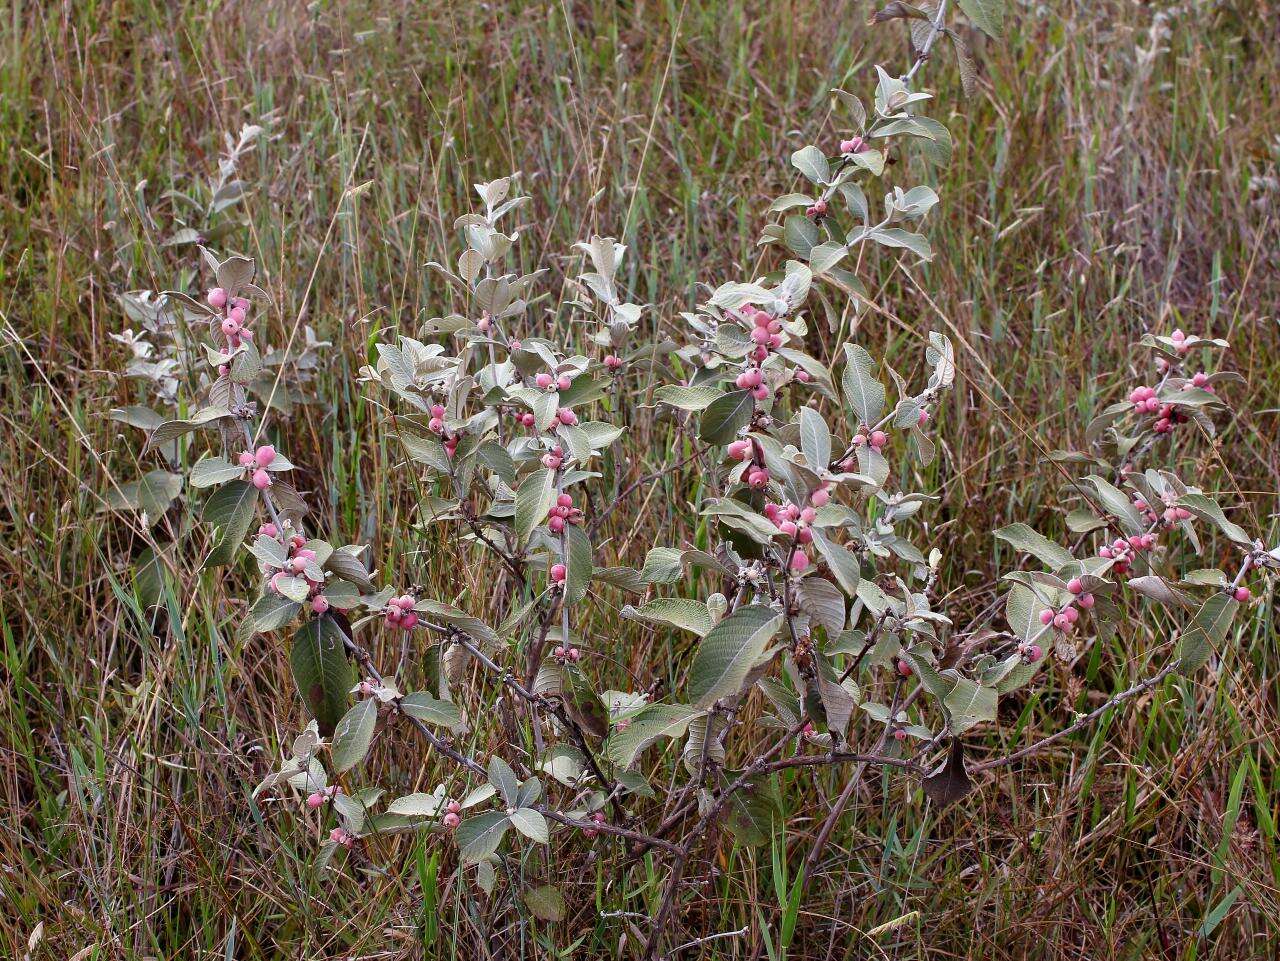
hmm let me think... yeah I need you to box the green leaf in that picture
[400,692,466,733]
[687,605,783,709]
[1177,493,1252,546]
[289,615,355,736]
[523,884,565,922]
[654,384,725,412]
[514,469,556,544]
[623,597,713,637]
[957,0,1005,38]
[840,344,885,426]
[606,703,700,768]
[791,145,831,185]
[811,529,862,596]
[564,523,593,605]
[456,811,510,863]
[1178,593,1239,674]
[509,807,549,844]
[808,241,848,276]
[993,523,1075,570]
[640,547,685,584]
[942,678,997,734]
[242,592,301,636]
[798,407,831,467]
[700,390,754,446]
[330,699,378,773]
[487,755,518,805]
[189,456,243,489]
[201,479,258,568]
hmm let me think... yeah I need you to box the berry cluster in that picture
[424,404,460,457]
[1133,493,1192,528]
[852,429,889,453]
[840,135,869,154]
[1097,533,1158,575]
[384,594,420,631]
[535,371,573,392]
[548,492,583,534]
[1037,578,1096,642]
[306,784,342,808]
[237,443,278,490]
[1128,385,1188,435]
[208,286,255,351]
[582,811,607,838]
[443,799,462,829]
[264,526,331,611]
[552,643,582,662]
[550,562,567,584]
[541,445,567,471]
[763,486,832,572]
[329,828,355,849]
[603,354,624,372]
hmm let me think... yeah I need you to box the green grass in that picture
[2,0,1278,957]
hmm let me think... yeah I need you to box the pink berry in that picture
[401,612,419,630]
[840,136,866,154]
[428,417,444,433]
[751,385,770,400]
[556,375,571,391]
[1234,587,1251,602]
[896,659,912,678]
[1027,644,1043,661]
[852,434,867,447]
[811,198,828,216]
[311,596,330,614]
[557,493,573,508]
[809,488,830,508]
[252,469,272,490]
[259,523,279,538]
[477,316,490,332]
[779,521,798,537]
[430,404,446,418]
[797,527,813,544]
[521,413,536,428]
[207,288,228,309]
[1079,593,1095,609]
[549,516,565,533]
[221,318,240,337]
[1066,578,1083,595]
[727,439,751,461]
[306,792,326,808]
[1099,547,1113,559]
[893,728,907,742]
[788,551,809,572]
[557,408,577,426]
[446,800,461,815]
[238,451,255,467]
[1063,606,1079,624]
[254,445,276,468]
[550,563,567,583]
[1053,614,1069,630]
[228,306,247,326]
[1039,609,1054,626]
[750,328,771,346]
[536,373,553,389]
[917,408,930,427]
[794,368,811,383]
[443,812,460,829]
[870,431,888,449]
[542,454,561,470]
[799,507,817,524]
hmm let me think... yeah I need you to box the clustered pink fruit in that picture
[1037,577,1094,640]
[208,288,255,351]
[763,486,831,573]
[852,429,889,452]
[1133,493,1192,528]
[603,354,624,372]
[238,444,277,489]
[548,491,584,533]
[553,643,582,662]
[477,312,491,332]
[425,403,460,457]
[1128,385,1187,434]
[550,562,567,584]
[1233,586,1251,602]
[840,135,868,154]
[1170,328,1191,355]
[306,784,342,808]
[384,594,419,631]
[535,370,573,392]
[443,799,462,829]
[541,445,566,471]
[805,197,828,220]
[264,529,332,610]
[582,811,607,838]
[329,827,355,849]
[1097,532,1157,574]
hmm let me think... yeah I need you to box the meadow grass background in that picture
[2,0,1279,957]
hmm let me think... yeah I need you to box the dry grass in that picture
[1,0,1278,957]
